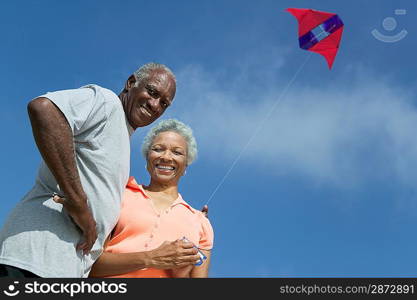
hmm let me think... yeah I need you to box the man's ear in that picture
[125,75,137,91]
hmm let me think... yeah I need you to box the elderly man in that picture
[0,63,177,277]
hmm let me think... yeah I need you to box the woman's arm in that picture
[89,251,150,277]
[190,250,211,278]
[89,240,200,277]
[170,250,211,278]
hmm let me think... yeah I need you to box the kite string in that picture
[205,53,313,206]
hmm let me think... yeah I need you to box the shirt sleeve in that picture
[39,85,107,137]
[198,212,214,250]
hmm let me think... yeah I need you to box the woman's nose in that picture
[160,151,173,160]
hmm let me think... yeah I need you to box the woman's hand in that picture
[146,239,200,269]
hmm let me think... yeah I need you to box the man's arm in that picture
[28,97,97,254]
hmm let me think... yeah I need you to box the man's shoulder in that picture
[80,84,118,99]
[81,84,122,111]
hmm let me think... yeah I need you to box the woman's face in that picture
[147,131,188,185]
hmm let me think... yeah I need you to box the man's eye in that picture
[161,101,169,108]
[147,87,158,98]
[152,148,162,152]
[173,151,183,155]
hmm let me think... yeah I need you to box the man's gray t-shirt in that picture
[0,84,133,277]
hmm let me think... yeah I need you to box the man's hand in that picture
[201,205,208,217]
[53,195,98,255]
[146,239,200,269]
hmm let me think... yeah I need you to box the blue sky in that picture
[1,0,416,277]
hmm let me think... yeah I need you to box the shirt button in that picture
[157,214,160,218]
[150,234,154,238]
[144,243,148,247]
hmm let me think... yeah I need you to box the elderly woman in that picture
[88,119,213,278]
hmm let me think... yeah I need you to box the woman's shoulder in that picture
[176,195,205,218]
[125,176,142,190]
[186,204,211,227]
[121,176,148,205]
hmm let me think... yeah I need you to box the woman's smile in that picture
[155,164,176,175]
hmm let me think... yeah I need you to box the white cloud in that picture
[157,62,417,188]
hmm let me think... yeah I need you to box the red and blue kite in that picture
[286,8,344,69]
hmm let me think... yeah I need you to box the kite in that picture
[286,8,344,69]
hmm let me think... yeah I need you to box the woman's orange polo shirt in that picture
[103,176,214,278]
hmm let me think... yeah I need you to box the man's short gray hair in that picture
[142,119,197,165]
[134,62,176,86]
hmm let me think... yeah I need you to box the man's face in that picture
[125,69,176,129]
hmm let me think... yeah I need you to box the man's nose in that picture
[147,97,160,112]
